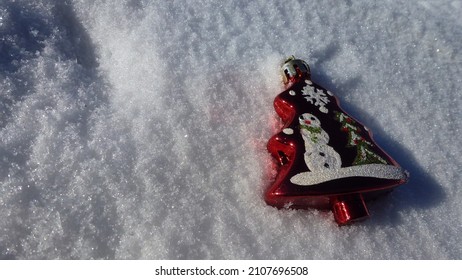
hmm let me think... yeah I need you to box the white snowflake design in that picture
[301,80,330,113]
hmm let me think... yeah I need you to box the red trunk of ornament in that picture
[266,57,408,225]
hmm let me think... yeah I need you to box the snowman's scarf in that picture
[300,124,322,143]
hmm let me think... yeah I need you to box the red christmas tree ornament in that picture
[266,56,409,225]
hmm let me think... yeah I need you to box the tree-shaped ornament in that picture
[266,57,408,225]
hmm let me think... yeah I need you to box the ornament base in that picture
[332,194,369,225]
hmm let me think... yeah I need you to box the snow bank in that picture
[1,0,461,259]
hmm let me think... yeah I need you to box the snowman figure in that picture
[298,113,342,171]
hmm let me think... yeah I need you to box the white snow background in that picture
[1,0,461,259]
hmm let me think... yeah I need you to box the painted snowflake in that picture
[301,81,330,113]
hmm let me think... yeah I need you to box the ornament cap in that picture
[281,56,311,84]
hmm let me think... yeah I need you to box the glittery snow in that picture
[291,164,407,186]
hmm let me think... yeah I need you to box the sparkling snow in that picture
[1,0,461,259]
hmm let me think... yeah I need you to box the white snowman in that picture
[298,113,342,171]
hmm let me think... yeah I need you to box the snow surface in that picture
[1,0,461,259]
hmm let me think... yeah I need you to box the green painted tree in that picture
[335,111,387,165]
